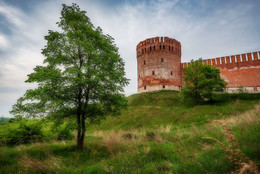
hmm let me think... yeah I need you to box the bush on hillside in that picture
[181,59,226,104]
[2,120,44,145]
[0,120,75,145]
[53,122,74,140]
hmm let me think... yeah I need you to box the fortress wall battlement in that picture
[137,37,181,58]
[181,51,260,69]
[181,51,260,92]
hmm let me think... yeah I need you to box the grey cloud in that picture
[0,0,260,117]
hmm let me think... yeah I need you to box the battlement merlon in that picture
[181,51,260,69]
[136,36,181,50]
[137,36,181,58]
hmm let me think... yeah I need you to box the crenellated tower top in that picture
[136,36,181,58]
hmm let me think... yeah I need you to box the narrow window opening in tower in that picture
[144,86,146,90]
[144,60,146,65]
[172,47,173,52]
[154,46,155,50]
[169,46,170,51]
[145,48,146,53]
[150,46,151,51]
[160,45,161,50]
[152,71,155,75]
[163,45,165,50]
[161,58,164,62]
[171,71,173,75]
[163,85,165,89]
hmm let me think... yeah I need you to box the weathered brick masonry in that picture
[137,37,182,93]
[181,51,260,93]
[137,36,260,93]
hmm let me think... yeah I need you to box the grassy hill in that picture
[1,91,260,173]
[86,91,258,131]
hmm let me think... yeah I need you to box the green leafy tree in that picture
[181,59,226,104]
[10,4,129,149]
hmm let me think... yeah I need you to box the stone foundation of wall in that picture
[138,84,181,93]
[225,86,260,93]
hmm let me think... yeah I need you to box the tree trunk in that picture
[76,112,86,150]
[77,134,84,150]
[77,112,82,150]
[76,100,85,150]
[79,114,86,150]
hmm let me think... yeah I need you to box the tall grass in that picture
[1,91,260,173]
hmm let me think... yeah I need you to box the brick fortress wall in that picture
[137,37,182,93]
[137,36,260,93]
[181,52,260,93]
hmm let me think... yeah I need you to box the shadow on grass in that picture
[213,93,260,104]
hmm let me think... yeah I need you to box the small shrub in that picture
[5,121,44,145]
[55,123,74,140]
[48,121,74,141]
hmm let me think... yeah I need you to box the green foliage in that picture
[52,122,74,140]
[8,118,16,123]
[0,120,76,145]
[10,3,129,149]
[2,120,44,145]
[181,59,226,104]
[1,91,260,173]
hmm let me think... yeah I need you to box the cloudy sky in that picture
[0,0,260,117]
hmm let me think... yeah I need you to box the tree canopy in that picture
[10,3,129,149]
[181,59,226,104]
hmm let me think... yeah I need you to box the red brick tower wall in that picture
[181,51,260,93]
[137,37,182,93]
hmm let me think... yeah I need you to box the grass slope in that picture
[1,91,260,173]
[87,91,259,131]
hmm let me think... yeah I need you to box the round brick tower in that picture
[137,36,182,93]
